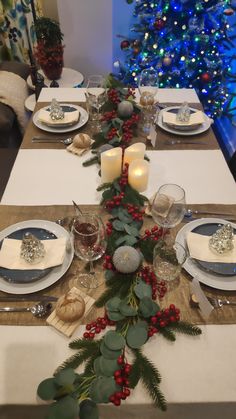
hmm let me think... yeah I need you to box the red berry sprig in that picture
[125,87,136,99]
[101,110,117,122]
[139,266,167,299]
[142,225,163,241]
[119,163,129,188]
[125,203,145,222]
[83,315,115,339]
[103,254,115,270]
[148,304,181,337]
[104,192,125,211]
[109,355,132,406]
[108,88,121,105]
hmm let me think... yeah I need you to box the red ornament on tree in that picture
[120,40,130,50]
[223,8,234,16]
[201,72,211,83]
[154,18,165,30]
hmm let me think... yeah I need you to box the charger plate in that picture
[0,220,74,294]
[176,218,236,291]
[157,107,212,136]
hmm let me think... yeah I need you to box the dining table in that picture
[0,86,236,419]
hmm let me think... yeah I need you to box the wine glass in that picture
[86,75,107,131]
[71,213,107,289]
[151,184,186,242]
[138,67,159,134]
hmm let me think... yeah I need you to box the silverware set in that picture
[207,297,236,309]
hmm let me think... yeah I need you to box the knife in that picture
[0,295,58,302]
[32,136,64,143]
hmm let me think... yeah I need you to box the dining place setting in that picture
[0,76,236,419]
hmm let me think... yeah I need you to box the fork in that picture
[207,296,236,308]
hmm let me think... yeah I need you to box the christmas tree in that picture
[115,0,236,118]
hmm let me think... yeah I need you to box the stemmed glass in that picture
[138,67,159,134]
[71,213,107,289]
[86,75,107,131]
[151,184,186,242]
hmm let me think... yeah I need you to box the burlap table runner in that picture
[21,102,219,151]
[0,204,235,327]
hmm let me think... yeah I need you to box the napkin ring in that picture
[20,232,45,264]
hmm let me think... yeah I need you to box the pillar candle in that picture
[123,143,146,166]
[128,159,149,192]
[101,147,122,182]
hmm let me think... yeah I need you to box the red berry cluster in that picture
[125,203,145,222]
[107,127,118,141]
[118,163,129,188]
[83,315,115,339]
[108,88,121,105]
[125,87,136,99]
[104,192,125,211]
[109,356,131,406]
[148,304,180,337]
[101,110,117,122]
[139,266,167,299]
[103,254,115,270]
[122,114,140,144]
[142,225,163,241]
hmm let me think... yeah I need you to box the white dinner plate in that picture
[33,104,88,133]
[176,218,236,291]
[157,107,212,136]
[0,220,74,294]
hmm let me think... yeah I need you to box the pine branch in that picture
[82,156,99,167]
[131,348,166,411]
[158,327,176,342]
[169,321,202,336]
[69,338,101,350]
[95,280,123,307]
[55,348,92,373]
[97,182,113,191]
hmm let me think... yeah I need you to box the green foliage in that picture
[80,399,99,419]
[34,17,63,47]
[168,321,202,336]
[139,237,160,263]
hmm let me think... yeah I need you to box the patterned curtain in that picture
[0,0,42,63]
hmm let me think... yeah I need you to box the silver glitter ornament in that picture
[20,232,45,264]
[50,98,64,121]
[209,223,234,254]
[176,102,191,123]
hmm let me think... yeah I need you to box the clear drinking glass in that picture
[71,213,107,289]
[86,75,107,131]
[138,67,159,134]
[151,184,186,241]
[153,241,187,291]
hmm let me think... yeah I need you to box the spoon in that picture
[0,301,52,318]
[185,208,235,218]
[32,136,73,145]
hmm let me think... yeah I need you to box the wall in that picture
[41,0,58,21]
[57,0,113,81]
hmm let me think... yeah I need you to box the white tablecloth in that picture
[1,149,236,206]
[1,88,236,419]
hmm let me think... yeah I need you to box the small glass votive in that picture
[153,241,187,291]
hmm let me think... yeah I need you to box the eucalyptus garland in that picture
[37,83,202,419]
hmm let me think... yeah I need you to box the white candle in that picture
[101,147,122,183]
[123,142,146,166]
[128,159,149,192]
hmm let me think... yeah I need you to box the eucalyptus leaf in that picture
[55,368,76,387]
[79,399,99,419]
[113,179,121,192]
[93,357,103,376]
[107,310,125,321]
[37,377,58,401]
[99,356,120,376]
[126,324,148,349]
[105,270,115,281]
[134,281,152,299]
[119,301,137,317]
[105,296,121,312]
[124,224,140,236]
[100,341,122,360]
[139,297,159,318]
[109,136,120,146]
[123,235,138,246]
[47,396,79,419]
[104,330,126,350]
[112,219,126,231]
[115,235,127,247]
[90,376,120,403]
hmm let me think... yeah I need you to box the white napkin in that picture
[37,109,80,126]
[0,237,67,270]
[187,232,236,263]
[163,110,205,126]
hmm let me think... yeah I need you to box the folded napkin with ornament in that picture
[0,237,67,269]
[37,108,80,126]
[162,109,205,127]
[187,231,236,263]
